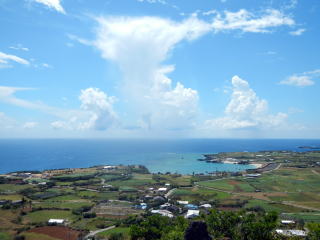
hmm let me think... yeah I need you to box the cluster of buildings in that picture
[134,183,213,220]
[275,220,307,238]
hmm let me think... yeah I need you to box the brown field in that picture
[28,226,83,240]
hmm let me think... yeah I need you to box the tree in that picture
[184,221,211,240]
[307,223,320,240]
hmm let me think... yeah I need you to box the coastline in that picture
[222,160,263,169]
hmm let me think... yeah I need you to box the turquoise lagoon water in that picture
[0,139,319,174]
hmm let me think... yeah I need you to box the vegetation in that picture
[0,152,319,239]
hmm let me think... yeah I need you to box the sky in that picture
[0,0,319,139]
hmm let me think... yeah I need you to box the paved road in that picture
[85,225,115,239]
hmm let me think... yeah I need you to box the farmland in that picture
[0,150,319,239]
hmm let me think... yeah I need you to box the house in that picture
[185,204,198,210]
[135,203,147,210]
[153,196,166,204]
[48,219,65,225]
[177,200,189,205]
[0,200,10,206]
[151,209,174,218]
[244,173,261,178]
[281,220,295,225]
[158,187,168,192]
[11,200,23,206]
[200,204,212,209]
[185,210,200,219]
[103,166,116,170]
[165,183,171,187]
[275,229,307,237]
[160,203,171,209]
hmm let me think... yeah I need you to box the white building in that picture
[177,200,189,205]
[48,219,65,225]
[185,210,200,219]
[151,209,174,218]
[160,203,171,209]
[276,229,307,237]
[103,165,116,170]
[281,220,295,224]
[158,187,168,192]
[200,204,212,208]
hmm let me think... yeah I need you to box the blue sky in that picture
[0,0,319,138]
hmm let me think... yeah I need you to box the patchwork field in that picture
[195,167,320,214]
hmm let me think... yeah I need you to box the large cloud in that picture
[206,76,287,129]
[93,16,206,130]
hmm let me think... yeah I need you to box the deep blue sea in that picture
[0,139,319,174]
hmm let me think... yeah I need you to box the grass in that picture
[0,184,33,194]
[247,168,320,193]
[23,210,77,224]
[245,199,305,213]
[197,180,235,191]
[46,194,81,201]
[171,187,231,202]
[33,201,93,210]
[71,217,115,231]
[283,212,320,223]
[97,227,130,239]
[0,194,24,200]
[0,232,12,240]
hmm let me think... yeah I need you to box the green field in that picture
[23,210,77,224]
[0,184,33,194]
[0,232,12,240]
[33,201,93,210]
[97,227,130,239]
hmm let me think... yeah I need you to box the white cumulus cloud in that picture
[33,0,65,14]
[206,76,287,130]
[78,88,117,130]
[51,88,117,131]
[93,16,206,130]
[281,69,319,87]
[0,51,30,68]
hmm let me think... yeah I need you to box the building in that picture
[185,210,200,219]
[275,229,307,237]
[160,203,171,209]
[200,204,212,209]
[281,220,295,225]
[0,200,10,206]
[185,204,198,210]
[48,219,65,225]
[158,187,168,192]
[177,200,189,205]
[103,165,116,170]
[151,209,174,218]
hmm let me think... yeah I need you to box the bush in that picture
[109,232,124,240]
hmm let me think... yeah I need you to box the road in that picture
[165,188,176,199]
[85,225,115,239]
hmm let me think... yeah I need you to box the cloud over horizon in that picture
[205,76,287,130]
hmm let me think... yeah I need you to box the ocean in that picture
[0,139,319,174]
